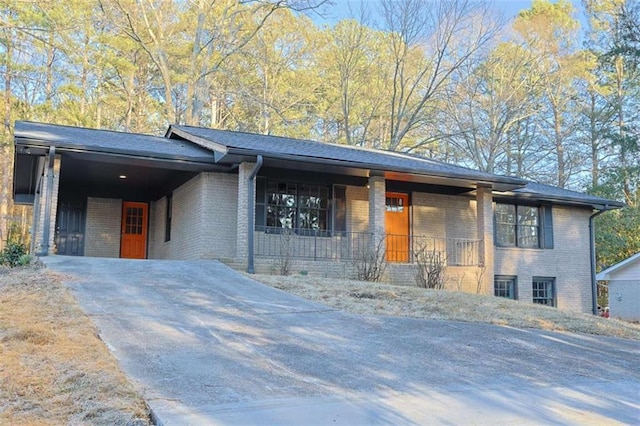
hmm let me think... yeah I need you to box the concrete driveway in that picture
[44,256,640,425]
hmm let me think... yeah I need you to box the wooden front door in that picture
[120,201,148,259]
[55,199,86,256]
[385,192,409,262]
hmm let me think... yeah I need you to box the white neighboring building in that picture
[597,253,640,322]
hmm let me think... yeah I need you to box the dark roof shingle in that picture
[171,125,524,185]
[15,121,215,163]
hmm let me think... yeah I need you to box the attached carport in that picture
[13,122,226,258]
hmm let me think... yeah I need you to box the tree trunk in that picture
[1,34,13,249]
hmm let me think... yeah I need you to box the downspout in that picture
[247,155,263,273]
[589,205,609,315]
[38,146,56,256]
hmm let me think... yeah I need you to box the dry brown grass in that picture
[253,274,640,341]
[0,266,150,425]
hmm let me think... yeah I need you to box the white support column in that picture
[368,175,386,250]
[236,162,255,267]
[476,184,494,294]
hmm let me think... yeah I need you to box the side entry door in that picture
[120,201,148,259]
[55,199,86,256]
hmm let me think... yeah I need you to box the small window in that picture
[386,196,404,212]
[165,193,172,242]
[494,275,517,299]
[532,277,555,307]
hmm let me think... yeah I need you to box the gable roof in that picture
[15,121,216,164]
[167,125,526,190]
[13,121,624,211]
[596,253,640,280]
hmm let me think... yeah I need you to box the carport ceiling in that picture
[59,157,199,202]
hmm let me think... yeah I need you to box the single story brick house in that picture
[596,253,640,321]
[13,121,622,314]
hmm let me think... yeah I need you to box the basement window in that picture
[494,275,517,300]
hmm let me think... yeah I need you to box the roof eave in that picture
[222,147,525,190]
[15,137,218,167]
[495,190,625,210]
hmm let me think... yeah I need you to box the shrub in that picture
[414,244,447,289]
[18,254,32,267]
[0,242,28,267]
[352,235,387,282]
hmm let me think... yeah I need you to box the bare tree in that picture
[380,0,499,151]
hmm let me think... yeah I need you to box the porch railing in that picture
[254,226,481,266]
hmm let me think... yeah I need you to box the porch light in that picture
[119,175,127,179]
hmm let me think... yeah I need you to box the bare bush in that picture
[351,235,387,282]
[475,266,486,294]
[276,228,295,276]
[414,244,447,289]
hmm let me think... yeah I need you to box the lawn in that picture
[253,273,640,341]
[0,266,150,425]
[2,265,639,425]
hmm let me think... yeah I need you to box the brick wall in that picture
[411,192,477,240]
[84,197,121,257]
[202,172,238,260]
[236,162,256,268]
[148,172,239,261]
[148,175,204,259]
[347,185,369,233]
[34,155,61,255]
[494,206,593,313]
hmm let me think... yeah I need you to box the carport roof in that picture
[14,121,216,164]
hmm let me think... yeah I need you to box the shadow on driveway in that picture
[44,256,640,425]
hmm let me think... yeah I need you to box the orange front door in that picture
[385,192,409,262]
[120,201,148,259]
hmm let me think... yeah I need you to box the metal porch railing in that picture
[254,226,481,266]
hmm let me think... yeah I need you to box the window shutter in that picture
[333,185,347,233]
[542,206,554,249]
[255,178,266,228]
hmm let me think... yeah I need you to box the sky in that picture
[309,0,583,27]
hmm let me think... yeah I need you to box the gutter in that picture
[224,147,527,189]
[247,155,263,273]
[38,146,56,256]
[15,139,219,167]
[589,205,609,315]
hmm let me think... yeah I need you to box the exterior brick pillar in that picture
[34,154,61,255]
[368,175,386,250]
[476,184,494,295]
[236,162,255,267]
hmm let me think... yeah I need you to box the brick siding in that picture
[148,172,239,261]
[494,206,593,313]
[84,197,122,257]
[33,155,61,255]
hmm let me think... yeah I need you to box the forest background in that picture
[1,0,639,270]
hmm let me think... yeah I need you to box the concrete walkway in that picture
[44,256,640,425]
